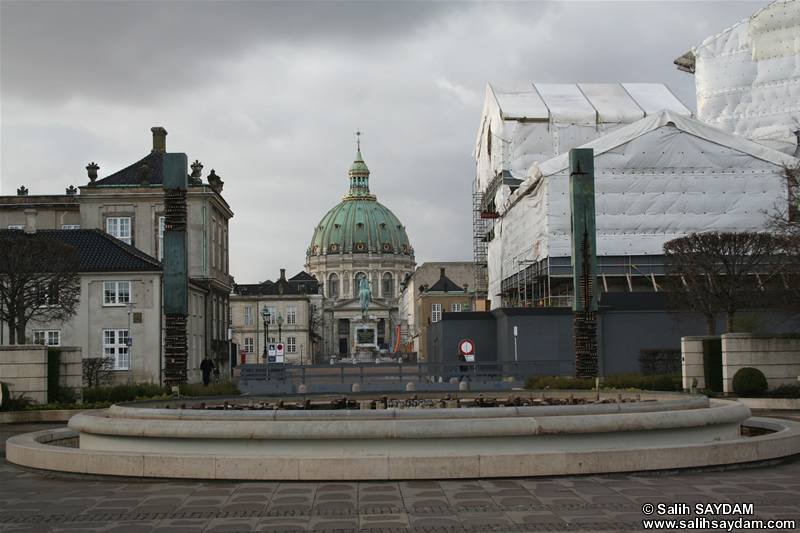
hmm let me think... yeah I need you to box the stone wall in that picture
[721,333,800,394]
[0,346,83,404]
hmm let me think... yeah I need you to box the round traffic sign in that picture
[458,339,474,355]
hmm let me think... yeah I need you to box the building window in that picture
[228,306,233,326]
[431,303,442,323]
[328,273,339,297]
[211,218,217,269]
[223,228,228,274]
[103,329,129,370]
[104,281,130,305]
[451,303,462,312]
[36,283,60,307]
[212,298,218,341]
[244,337,254,353]
[244,307,254,326]
[106,217,131,245]
[286,306,297,325]
[287,336,296,353]
[33,330,61,346]
[61,224,80,230]
[158,216,165,261]
[383,273,393,297]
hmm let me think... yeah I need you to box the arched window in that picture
[382,273,393,297]
[328,273,339,298]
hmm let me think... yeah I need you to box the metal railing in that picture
[238,360,574,387]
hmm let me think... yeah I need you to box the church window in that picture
[382,243,391,252]
[383,273,393,297]
[328,273,339,297]
[356,223,364,229]
[334,224,341,230]
[329,243,339,252]
[380,223,386,229]
[356,242,365,251]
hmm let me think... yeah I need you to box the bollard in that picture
[298,384,307,394]
[360,401,371,410]
[406,382,415,392]
[459,381,469,391]
[352,383,361,393]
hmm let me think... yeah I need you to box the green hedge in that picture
[524,373,681,392]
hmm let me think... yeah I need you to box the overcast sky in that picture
[1,0,766,284]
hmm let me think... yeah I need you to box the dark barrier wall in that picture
[426,312,495,376]
[431,292,798,377]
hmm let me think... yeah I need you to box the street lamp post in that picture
[126,302,135,385]
[277,313,284,342]
[261,305,270,370]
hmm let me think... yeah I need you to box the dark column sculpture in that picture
[570,148,598,378]
[163,153,189,384]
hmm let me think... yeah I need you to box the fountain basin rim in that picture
[69,399,748,440]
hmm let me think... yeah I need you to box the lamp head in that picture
[261,305,270,320]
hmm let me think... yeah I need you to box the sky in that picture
[1,0,767,284]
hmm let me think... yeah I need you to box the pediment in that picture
[329,297,392,312]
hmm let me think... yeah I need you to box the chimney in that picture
[280,268,286,280]
[440,267,446,278]
[151,127,168,153]
[24,209,37,234]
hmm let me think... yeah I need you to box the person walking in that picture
[200,355,215,387]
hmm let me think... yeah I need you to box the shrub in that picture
[732,367,768,398]
[764,383,800,399]
[522,373,680,391]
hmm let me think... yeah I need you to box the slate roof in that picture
[427,273,464,293]
[262,277,300,296]
[0,229,162,272]
[234,281,274,296]
[95,152,164,186]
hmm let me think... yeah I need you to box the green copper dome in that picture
[308,150,413,257]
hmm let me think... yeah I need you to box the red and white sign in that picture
[458,339,474,356]
[276,343,284,356]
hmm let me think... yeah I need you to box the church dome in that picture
[308,149,413,257]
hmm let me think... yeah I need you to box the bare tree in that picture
[663,232,793,335]
[82,357,115,388]
[764,163,800,317]
[0,236,82,343]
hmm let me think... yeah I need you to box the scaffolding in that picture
[472,178,489,300]
[500,256,667,309]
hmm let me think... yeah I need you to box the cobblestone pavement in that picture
[1,414,799,533]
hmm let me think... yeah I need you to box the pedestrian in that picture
[213,366,220,385]
[457,352,471,382]
[200,354,215,387]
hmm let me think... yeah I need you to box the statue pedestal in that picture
[353,315,378,362]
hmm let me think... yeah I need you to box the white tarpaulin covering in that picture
[694,0,800,152]
[486,109,799,307]
[473,83,692,198]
